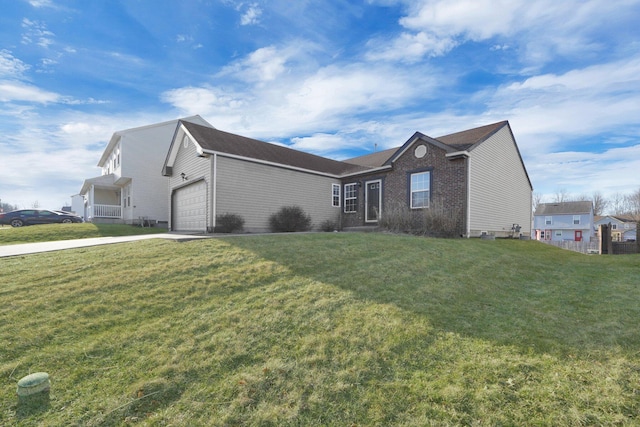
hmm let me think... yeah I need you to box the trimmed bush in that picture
[215,213,245,233]
[269,206,312,232]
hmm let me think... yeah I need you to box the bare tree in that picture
[627,188,640,217]
[31,200,40,209]
[591,191,608,216]
[610,192,629,215]
[532,192,543,213]
[552,188,570,203]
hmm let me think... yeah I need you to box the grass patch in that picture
[1,233,639,425]
[0,223,165,245]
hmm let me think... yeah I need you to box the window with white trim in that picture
[410,171,430,208]
[332,184,340,207]
[545,216,552,225]
[344,183,357,213]
[573,215,580,225]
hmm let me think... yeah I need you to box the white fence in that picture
[92,204,121,218]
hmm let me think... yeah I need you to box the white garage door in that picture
[173,180,207,232]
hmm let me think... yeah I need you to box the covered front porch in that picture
[79,174,128,224]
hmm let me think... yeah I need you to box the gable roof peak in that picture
[435,120,509,150]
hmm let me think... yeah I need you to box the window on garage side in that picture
[410,171,430,208]
[332,184,340,207]
[344,183,357,213]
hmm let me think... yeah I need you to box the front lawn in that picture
[0,223,166,245]
[1,233,638,425]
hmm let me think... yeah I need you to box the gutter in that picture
[445,150,470,159]
[201,149,391,179]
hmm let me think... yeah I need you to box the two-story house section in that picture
[533,201,594,242]
[77,115,213,226]
[594,215,638,241]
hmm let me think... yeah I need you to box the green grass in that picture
[0,223,166,245]
[1,233,639,425]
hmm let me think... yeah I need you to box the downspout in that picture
[466,157,471,238]
[211,153,217,231]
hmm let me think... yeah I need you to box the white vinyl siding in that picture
[215,157,341,232]
[467,126,532,237]
[118,122,178,223]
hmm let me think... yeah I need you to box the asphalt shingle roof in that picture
[534,201,593,216]
[180,120,513,177]
[181,121,368,176]
[435,121,508,150]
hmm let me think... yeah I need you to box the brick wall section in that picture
[339,175,371,228]
[340,142,468,233]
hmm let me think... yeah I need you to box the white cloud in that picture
[0,80,60,103]
[366,31,458,63]
[0,50,30,77]
[370,0,638,64]
[290,133,354,155]
[490,55,640,145]
[400,0,520,39]
[240,3,262,26]
[218,46,290,83]
[163,56,440,140]
[26,0,55,7]
[21,18,56,48]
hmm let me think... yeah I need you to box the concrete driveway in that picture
[0,233,212,258]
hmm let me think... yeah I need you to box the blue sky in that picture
[1,0,639,210]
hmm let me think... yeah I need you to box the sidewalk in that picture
[0,233,211,258]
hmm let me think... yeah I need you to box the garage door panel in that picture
[174,180,207,231]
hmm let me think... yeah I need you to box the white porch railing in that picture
[93,204,121,218]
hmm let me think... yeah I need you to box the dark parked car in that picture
[0,209,83,227]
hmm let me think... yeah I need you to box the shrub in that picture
[419,200,462,238]
[379,200,462,238]
[269,206,312,232]
[379,201,414,234]
[319,219,340,232]
[215,213,245,233]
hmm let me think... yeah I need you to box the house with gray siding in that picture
[594,215,637,241]
[163,120,532,237]
[533,201,594,242]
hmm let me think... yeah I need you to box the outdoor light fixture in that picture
[181,172,188,181]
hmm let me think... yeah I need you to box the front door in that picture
[365,180,381,223]
[575,230,582,242]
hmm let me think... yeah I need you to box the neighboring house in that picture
[594,215,638,241]
[163,120,533,237]
[533,201,594,242]
[78,116,213,225]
